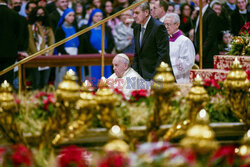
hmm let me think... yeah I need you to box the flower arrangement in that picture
[2,144,33,167]
[228,22,250,56]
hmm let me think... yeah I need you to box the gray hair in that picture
[165,13,180,24]
[133,0,151,14]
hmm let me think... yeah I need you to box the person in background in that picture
[0,0,24,84]
[113,0,129,13]
[231,0,249,35]
[102,0,120,33]
[49,0,68,32]
[92,0,101,9]
[221,0,237,32]
[25,1,37,19]
[167,3,175,13]
[179,3,194,37]
[27,6,54,89]
[132,0,172,81]
[218,30,232,54]
[149,1,157,18]
[164,13,195,83]
[79,9,114,86]
[108,53,145,100]
[154,0,168,22]
[38,0,47,7]
[75,1,86,28]
[113,10,134,53]
[55,8,80,87]
[193,0,219,68]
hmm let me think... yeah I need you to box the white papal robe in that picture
[108,67,150,99]
[169,31,195,83]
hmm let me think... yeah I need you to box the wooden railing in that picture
[20,54,134,87]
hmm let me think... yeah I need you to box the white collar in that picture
[159,13,167,22]
[239,9,247,14]
[142,16,151,29]
[57,8,64,16]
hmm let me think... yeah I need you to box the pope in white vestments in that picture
[164,13,195,83]
[108,54,149,99]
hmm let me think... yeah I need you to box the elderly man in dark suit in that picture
[194,0,219,68]
[0,0,22,83]
[132,0,172,81]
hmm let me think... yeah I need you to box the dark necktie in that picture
[140,27,145,47]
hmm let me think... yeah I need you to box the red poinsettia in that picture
[114,88,126,100]
[239,22,250,36]
[10,144,33,167]
[130,89,148,102]
[35,92,55,111]
[209,146,238,166]
[58,145,89,167]
[98,151,129,167]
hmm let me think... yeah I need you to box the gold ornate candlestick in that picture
[0,81,23,143]
[96,77,119,129]
[149,62,178,131]
[104,125,129,153]
[180,109,219,154]
[42,70,80,143]
[52,80,96,145]
[186,75,209,123]
[224,58,249,125]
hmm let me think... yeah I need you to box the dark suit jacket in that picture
[0,5,22,82]
[195,7,219,68]
[49,9,61,33]
[231,10,250,36]
[132,17,171,80]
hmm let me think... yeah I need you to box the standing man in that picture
[132,0,172,81]
[194,0,219,68]
[0,0,21,83]
[154,0,168,22]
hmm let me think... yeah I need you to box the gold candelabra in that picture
[95,77,119,129]
[52,80,96,145]
[149,62,178,131]
[180,109,219,154]
[42,70,80,146]
[237,129,250,156]
[0,81,24,143]
[224,58,249,125]
[186,75,209,123]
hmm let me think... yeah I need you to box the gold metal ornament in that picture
[42,70,80,145]
[104,125,129,153]
[237,129,250,156]
[149,62,178,131]
[0,80,24,143]
[96,77,119,129]
[186,75,209,123]
[52,80,96,145]
[224,58,249,125]
[180,109,219,154]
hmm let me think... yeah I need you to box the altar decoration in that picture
[228,22,250,56]
[224,58,249,125]
[148,62,178,132]
[189,69,229,82]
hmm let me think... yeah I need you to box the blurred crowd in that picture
[0,0,249,89]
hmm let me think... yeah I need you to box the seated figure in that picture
[108,54,150,99]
